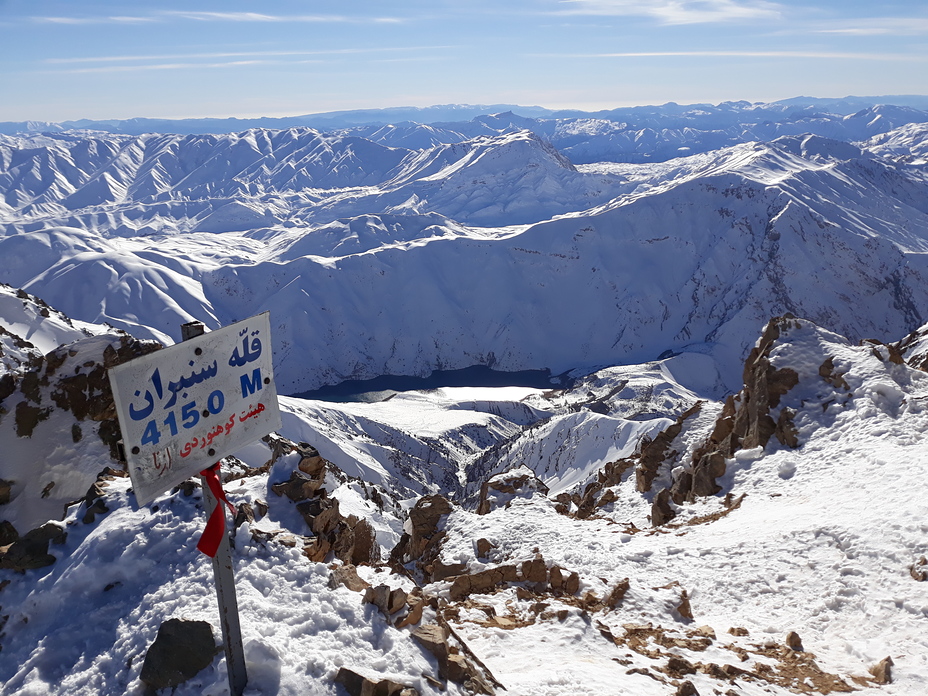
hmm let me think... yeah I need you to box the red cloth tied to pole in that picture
[197,463,237,557]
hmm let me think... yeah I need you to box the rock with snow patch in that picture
[334,667,419,696]
[675,316,801,501]
[635,402,702,492]
[651,488,676,526]
[476,466,549,515]
[329,563,371,592]
[449,565,518,601]
[0,522,66,571]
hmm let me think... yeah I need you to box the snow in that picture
[2,103,928,696]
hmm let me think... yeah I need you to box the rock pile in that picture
[476,466,549,515]
[271,447,381,565]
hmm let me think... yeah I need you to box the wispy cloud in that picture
[40,47,454,74]
[532,49,926,60]
[58,60,271,74]
[162,11,402,24]
[811,17,928,36]
[44,47,449,66]
[29,11,403,26]
[31,15,157,25]
[555,0,782,25]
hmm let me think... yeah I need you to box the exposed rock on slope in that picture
[673,315,801,501]
[0,286,161,531]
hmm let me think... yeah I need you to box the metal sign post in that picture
[108,313,283,696]
[183,322,248,696]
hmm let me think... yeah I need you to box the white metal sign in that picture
[108,312,282,506]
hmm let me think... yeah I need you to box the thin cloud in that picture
[556,0,783,25]
[811,17,928,36]
[31,15,157,25]
[29,11,403,26]
[532,49,926,60]
[56,61,270,75]
[44,47,451,66]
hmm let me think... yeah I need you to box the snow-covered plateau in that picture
[1,100,928,696]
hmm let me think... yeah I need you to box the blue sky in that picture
[1,0,926,121]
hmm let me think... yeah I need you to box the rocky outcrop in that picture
[0,522,66,571]
[334,667,419,696]
[476,466,549,515]
[139,619,220,692]
[651,488,676,526]
[635,402,703,493]
[329,564,371,592]
[449,565,519,601]
[673,316,801,501]
[390,495,454,581]
[412,624,494,695]
[445,555,581,602]
[269,446,382,566]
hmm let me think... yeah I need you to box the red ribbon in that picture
[196,463,237,558]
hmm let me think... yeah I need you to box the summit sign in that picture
[108,312,282,506]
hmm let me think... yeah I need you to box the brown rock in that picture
[234,502,255,528]
[693,625,716,640]
[666,656,697,677]
[651,488,676,526]
[728,626,749,637]
[449,565,518,601]
[564,571,580,595]
[819,356,850,390]
[477,469,549,515]
[549,565,564,592]
[869,656,893,684]
[677,316,802,501]
[341,518,381,566]
[406,495,453,561]
[785,630,803,651]
[635,402,702,492]
[395,597,425,628]
[363,584,392,614]
[272,470,322,502]
[675,680,699,696]
[0,520,18,546]
[140,619,219,691]
[412,624,451,664]
[476,538,494,558]
[297,452,326,477]
[15,401,51,438]
[328,564,371,592]
[909,556,927,582]
[387,588,408,615]
[676,590,694,621]
[603,578,630,609]
[430,559,468,582]
[520,557,546,585]
[0,522,66,571]
[0,479,12,505]
[334,667,417,696]
[302,536,332,563]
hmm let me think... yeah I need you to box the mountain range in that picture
[1,98,928,696]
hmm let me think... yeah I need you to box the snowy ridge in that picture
[2,127,928,392]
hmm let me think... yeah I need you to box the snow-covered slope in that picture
[2,304,927,695]
[3,127,928,394]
